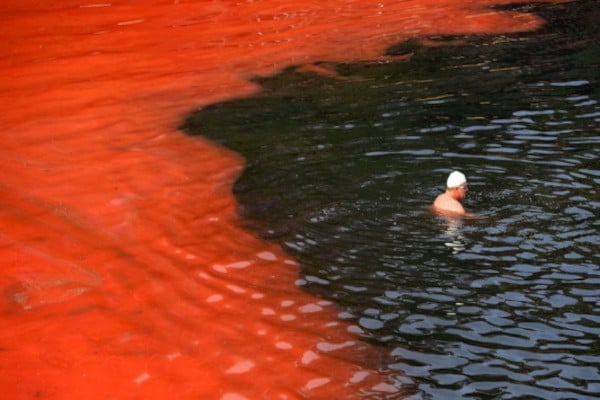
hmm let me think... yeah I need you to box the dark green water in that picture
[183,1,600,398]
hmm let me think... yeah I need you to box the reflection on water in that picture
[184,1,600,398]
[5,0,574,397]
[439,218,467,255]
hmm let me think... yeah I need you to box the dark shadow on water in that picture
[182,1,600,398]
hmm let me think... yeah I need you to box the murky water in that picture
[184,1,600,398]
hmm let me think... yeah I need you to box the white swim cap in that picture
[446,171,467,188]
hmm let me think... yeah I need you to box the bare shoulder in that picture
[433,193,465,215]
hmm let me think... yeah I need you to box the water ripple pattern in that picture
[184,1,600,398]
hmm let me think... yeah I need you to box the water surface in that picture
[183,1,600,398]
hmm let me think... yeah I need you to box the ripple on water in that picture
[182,1,600,397]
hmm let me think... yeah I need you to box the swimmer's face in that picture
[456,184,467,200]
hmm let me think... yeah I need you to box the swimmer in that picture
[432,170,471,217]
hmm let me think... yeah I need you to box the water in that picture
[183,1,600,398]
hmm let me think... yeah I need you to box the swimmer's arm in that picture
[463,211,485,219]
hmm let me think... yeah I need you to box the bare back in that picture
[433,192,465,216]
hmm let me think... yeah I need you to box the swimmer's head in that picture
[446,171,467,189]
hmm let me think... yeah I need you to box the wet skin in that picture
[433,185,467,215]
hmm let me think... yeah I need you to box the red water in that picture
[0,0,565,398]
